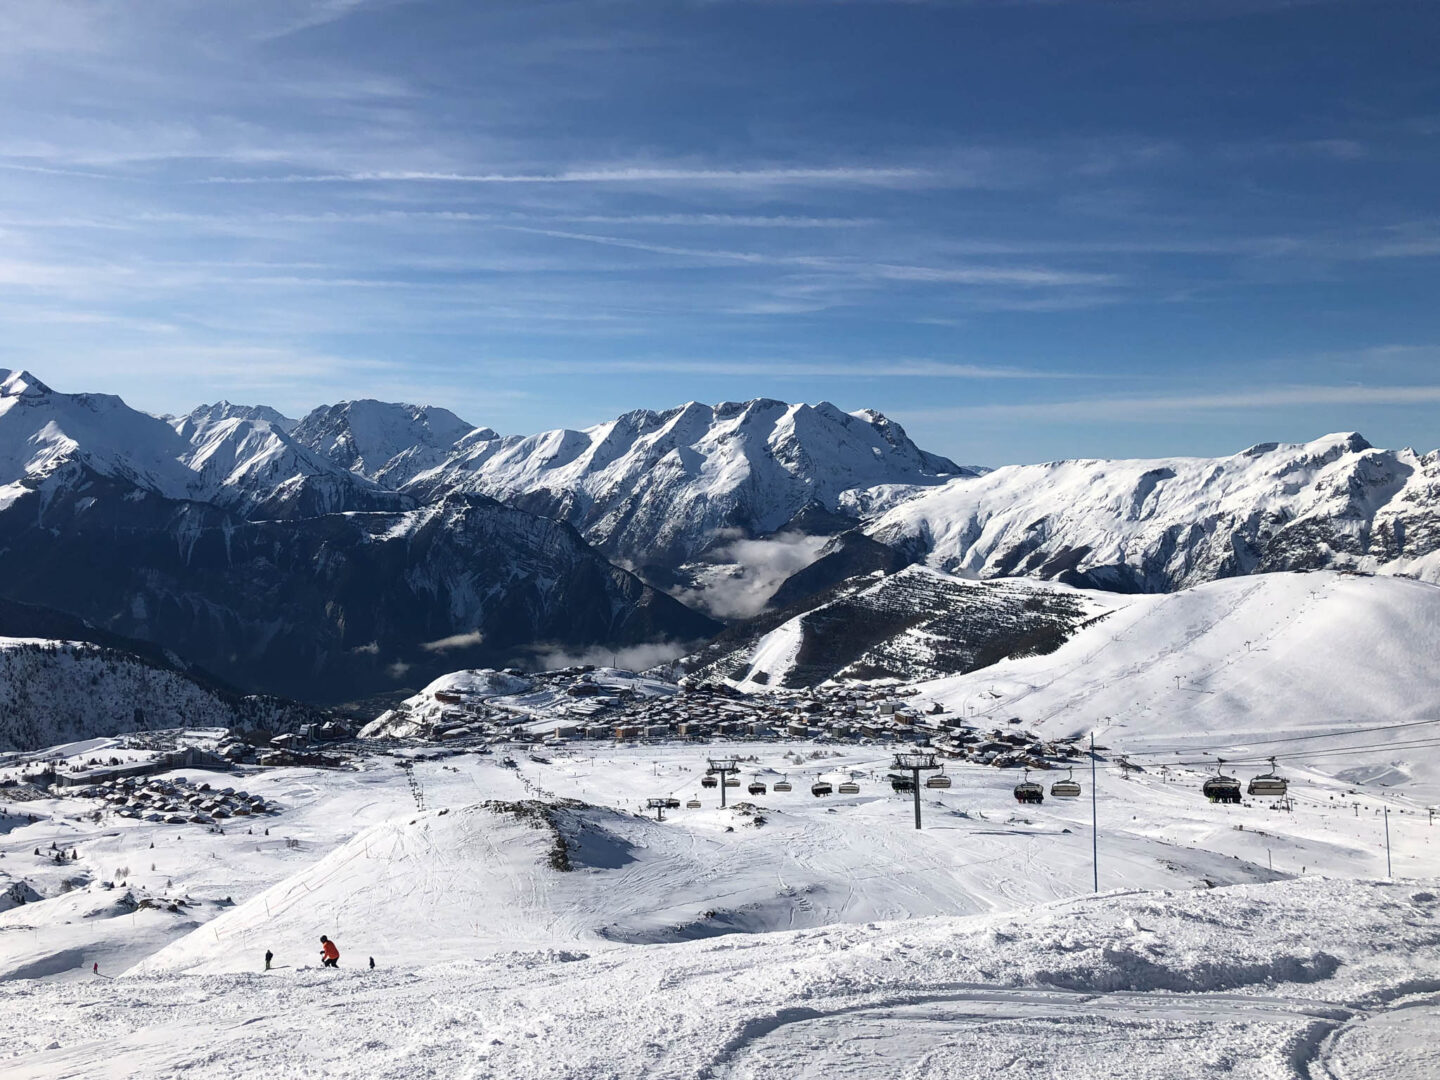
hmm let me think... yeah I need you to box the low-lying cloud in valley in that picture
[679,531,831,620]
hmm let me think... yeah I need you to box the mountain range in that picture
[0,367,1435,703]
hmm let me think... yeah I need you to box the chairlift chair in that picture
[723,776,740,788]
[1013,769,1044,805]
[686,798,701,809]
[1050,768,1081,799]
[1247,757,1288,798]
[925,771,952,789]
[1203,759,1243,804]
[773,776,793,793]
[811,780,833,797]
[701,774,718,789]
[837,780,860,795]
[748,779,767,795]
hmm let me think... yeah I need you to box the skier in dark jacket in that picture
[265,949,273,970]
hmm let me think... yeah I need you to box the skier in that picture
[368,956,375,970]
[265,949,273,971]
[319,935,340,967]
[92,963,98,975]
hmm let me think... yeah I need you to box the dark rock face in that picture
[0,468,716,702]
[686,566,1106,689]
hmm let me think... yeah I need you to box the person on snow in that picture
[320,936,340,967]
[265,949,273,971]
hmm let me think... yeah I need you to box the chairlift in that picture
[701,774,718,789]
[723,776,740,788]
[1203,759,1243,805]
[748,778,767,795]
[686,798,701,809]
[811,780,833,797]
[889,773,914,793]
[1247,757,1288,798]
[1050,767,1081,799]
[774,776,793,793]
[838,780,860,795]
[925,771,952,789]
[1013,769,1044,805]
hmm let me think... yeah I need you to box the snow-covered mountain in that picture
[857,432,1440,591]
[0,371,716,700]
[0,370,392,520]
[181,400,297,435]
[290,398,476,487]
[173,411,403,519]
[0,370,207,508]
[404,398,972,576]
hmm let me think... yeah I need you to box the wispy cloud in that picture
[200,165,937,185]
[468,356,1091,379]
[900,385,1440,423]
[502,226,1119,287]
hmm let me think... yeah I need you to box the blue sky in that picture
[0,0,1437,464]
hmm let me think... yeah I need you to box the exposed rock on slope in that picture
[0,467,716,701]
[684,564,1112,689]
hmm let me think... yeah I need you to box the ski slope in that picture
[2,874,1437,1079]
[914,571,1440,799]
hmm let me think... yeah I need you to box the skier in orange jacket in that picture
[320,936,340,967]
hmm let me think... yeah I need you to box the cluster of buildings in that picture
[74,773,276,825]
[363,668,1081,771]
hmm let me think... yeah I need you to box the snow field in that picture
[1,876,1437,1079]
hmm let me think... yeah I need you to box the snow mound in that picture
[133,800,571,974]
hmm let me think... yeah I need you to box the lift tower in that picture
[893,751,941,830]
[706,757,741,809]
